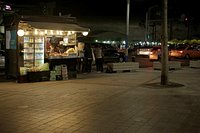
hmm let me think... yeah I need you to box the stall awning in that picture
[26,21,90,32]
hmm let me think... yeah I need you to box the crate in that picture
[68,70,77,79]
[27,71,50,82]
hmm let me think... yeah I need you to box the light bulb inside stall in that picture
[17,29,25,36]
[82,32,88,36]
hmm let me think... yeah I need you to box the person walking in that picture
[94,44,103,73]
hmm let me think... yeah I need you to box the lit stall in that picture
[7,16,89,83]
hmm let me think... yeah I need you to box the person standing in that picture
[83,44,93,73]
[94,44,103,73]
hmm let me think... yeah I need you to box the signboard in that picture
[6,30,17,49]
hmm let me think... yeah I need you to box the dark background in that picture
[3,0,199,20]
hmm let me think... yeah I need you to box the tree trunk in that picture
[161,0,169,85]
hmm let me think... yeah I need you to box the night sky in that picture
[3,0,199,20]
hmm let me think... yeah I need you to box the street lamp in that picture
[145,5,158,42]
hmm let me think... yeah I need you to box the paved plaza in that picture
[0,67,200,133]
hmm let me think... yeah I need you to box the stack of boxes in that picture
[50,65,68,81]
[61,65,68,80]
[55,65,62,80]
[50,70,56,81]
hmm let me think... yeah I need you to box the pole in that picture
[145,12,148,41]
[187,22,189,39]
[161,0,169,85]
[125,0,130,62]
[147,5,158,42]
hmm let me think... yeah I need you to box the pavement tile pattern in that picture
[0,67,200,133]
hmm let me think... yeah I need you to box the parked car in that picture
[149,46,161,61]
[0,50,5,69]
[103,49,125,63]
[149,46,173,61]
[90,43,125,63]
[170,44,200,59]
[136,46,152,57]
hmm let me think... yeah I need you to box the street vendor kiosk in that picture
[5,15,89,83]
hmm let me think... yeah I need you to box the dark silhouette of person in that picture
[94,44,103,72]
[82,44,93,73]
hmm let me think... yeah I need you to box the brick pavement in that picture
[0,67,200,133]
